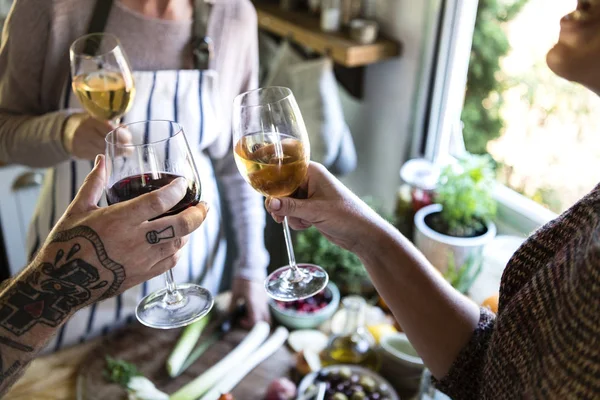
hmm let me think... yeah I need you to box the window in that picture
[414,0,595,235]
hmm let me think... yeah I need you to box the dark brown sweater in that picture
[435,185,600,399]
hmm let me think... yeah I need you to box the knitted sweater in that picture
[434,185,600,398]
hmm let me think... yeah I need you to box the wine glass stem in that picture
[282,216,304,283]
[163,269,183,305]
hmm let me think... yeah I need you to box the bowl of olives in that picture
[298,365,399,400]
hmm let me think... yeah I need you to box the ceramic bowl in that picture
[268,282,340,330]
[378,333,425,391]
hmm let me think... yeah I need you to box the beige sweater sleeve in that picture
[0,0,72,167]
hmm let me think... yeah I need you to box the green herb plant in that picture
[444,251,484,294]
[435,154,497,237]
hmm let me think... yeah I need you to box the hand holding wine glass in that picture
[232,87,329,301]
[105,120,213,329]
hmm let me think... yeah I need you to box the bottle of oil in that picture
[320,296,381,371]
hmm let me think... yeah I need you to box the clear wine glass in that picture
[70,33,135,124]
[105,120,213,329]
[232,87,329,301]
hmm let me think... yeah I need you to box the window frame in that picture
[414,0,558,236]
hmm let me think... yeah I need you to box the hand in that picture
[230,277,271,329]
[36,154,210,306]
[62,114,130,160]
[265,162,382,254]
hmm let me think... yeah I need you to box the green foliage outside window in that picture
[461,0,529,154]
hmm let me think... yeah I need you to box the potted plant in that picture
[413,154,497,275]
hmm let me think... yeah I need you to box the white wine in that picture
[72,71,134,121]
[234,132,309,197]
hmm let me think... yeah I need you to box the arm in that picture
[0,0,74,167]
[0,155,209,395]
[265,163,482,379]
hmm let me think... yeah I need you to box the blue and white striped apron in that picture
[25,69,227,352]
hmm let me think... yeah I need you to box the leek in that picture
[170,321,270,400]
[199,326,289,400]
[166,312,212,377]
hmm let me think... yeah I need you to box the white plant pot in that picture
[413,204,496,274]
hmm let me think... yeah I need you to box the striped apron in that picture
[25,69,227,352]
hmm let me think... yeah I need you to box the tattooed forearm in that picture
[0,226,125,336]
[146,226,175,244]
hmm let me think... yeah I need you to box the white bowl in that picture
[380,333,424,369]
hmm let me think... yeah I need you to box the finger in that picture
[151,235,188,259]
[92,118,117,139]
[149,251,182,275]
[144,201,209,240]
[266,197,315,221]
[70,155,106,212]
[120,177,188,223]
[285,217,312,231]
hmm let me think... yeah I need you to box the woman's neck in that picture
[119,0,193,21]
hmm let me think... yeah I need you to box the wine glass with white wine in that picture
[232,87,329,301]
[70,33,135,124]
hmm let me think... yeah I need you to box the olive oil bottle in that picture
[320,296,381,371]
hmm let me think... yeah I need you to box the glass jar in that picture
[320,296,381,370]
[321,0,341,32]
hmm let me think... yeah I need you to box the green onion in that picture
[170,321,270,400]
[166,312,212,377]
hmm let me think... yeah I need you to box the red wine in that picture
[107,173,200,219]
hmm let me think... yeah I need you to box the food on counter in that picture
[482,293,499,313]
[288,330,329,353]
[265,377,297,400]
[366,324,397,345]
[103,356,168,400]
[171,322,271,400]
[200,327,290,400]
[218,394,234,400]
[310,367,392,400]
[274,287,333,313]
[166,312,212,377]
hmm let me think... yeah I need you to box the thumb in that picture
[71,155,106,212]
[266,197,314,221]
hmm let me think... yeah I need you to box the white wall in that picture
[341,1,436,213]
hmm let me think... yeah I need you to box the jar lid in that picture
[399,158,439,191]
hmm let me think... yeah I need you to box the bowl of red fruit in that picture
[269,281,340,330]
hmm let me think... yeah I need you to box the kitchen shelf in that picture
[253,2,402,68]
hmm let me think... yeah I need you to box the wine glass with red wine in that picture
[105,120,213,329]
[232,87,329,301]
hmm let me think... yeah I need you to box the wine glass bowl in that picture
[70,33,135,123]
[105,120,213,329]
[233,87,328,301]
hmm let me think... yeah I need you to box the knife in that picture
[173,304,246,377]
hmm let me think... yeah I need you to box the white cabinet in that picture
[0,166,44,274]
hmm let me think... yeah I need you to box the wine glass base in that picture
[135,283,214,329]
[265,264,329,301]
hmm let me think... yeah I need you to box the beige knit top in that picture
[0,0,269,281]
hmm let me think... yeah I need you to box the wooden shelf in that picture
[253,2,402,68]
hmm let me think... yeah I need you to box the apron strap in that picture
[192,0,213,70]
[84,0,115,54]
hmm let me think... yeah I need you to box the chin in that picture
[546,43,600,95]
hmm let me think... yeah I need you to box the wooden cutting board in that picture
[77,322,295,400]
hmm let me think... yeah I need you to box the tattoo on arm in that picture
[146,226,175,244]
[0,226,126,336]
